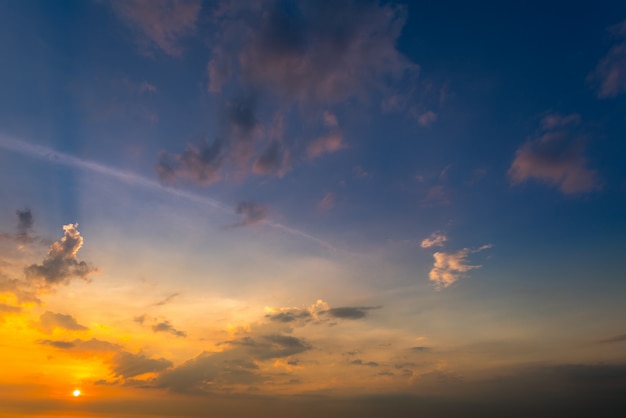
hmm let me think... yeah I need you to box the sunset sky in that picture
[1,1,626,417]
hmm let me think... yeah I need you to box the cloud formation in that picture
[509,114,600,194]
[234,201,268,227]
[323,306,381,320]
[152,320,187,338]
[306,131,344,159]
[420,232,447,248]
[16,209,33,241]
[34,311,88,334]
[109,0,202,56]
[590,20,626,98]
[429,245,491,289]
[24,224,96,286]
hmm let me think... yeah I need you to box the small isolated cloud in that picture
[589,20,626,98]
[421,185,449,206]
[323,306,381,320]
[318,192,335,211]
[24,224,96,287]
[156,140,224,186]
[509,115,600,194]
[16,209,34,240]
[323,111,338,128]
[152,293,179,307]
[410,346,431,352]
[34,311,88,334]
[234,201,268,227]
[420,232,447,249]
[307,131,344,159]
[152,320,187,338]
[417,110,437,127]
[597,333,626,344]
[429,245,491,289]
[109,0,202,56]
[351,359,379,367]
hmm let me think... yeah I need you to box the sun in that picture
[72,389,81,397]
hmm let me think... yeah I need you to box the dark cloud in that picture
[152,320,187,338]
[39,339,76,349]
[111,351,173,379]
[323,306,381,320]
[16,209,33,240]
[265,308,312,323]
[156,139,225,186]
[152,293,180,306]
[234,201,268,227]
[24,223,96,286]
[351,359,379,367]
[252,141,286,176]
[34,311,88,334]
[410,346,431,352]
[598,333,626,344]
[0,303,21,314]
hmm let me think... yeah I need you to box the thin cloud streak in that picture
[0,134,344,255]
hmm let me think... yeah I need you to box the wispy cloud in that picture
[109,0,202,56]
[420,232,447,249]
[429,245,492,289]
[589,20,626,98]
[307,131,345,159]
[318,192,335,212]
[509,114,600,194]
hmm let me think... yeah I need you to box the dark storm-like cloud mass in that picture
[24,223,96,286]
[323,306,381,320]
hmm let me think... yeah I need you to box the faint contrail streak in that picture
[0,135,347,254]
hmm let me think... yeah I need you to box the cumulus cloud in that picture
[24,223,96,287]
[589,20,626,98]
[307,131,344,159]
[429,245,491,289]
[34,311,88,334]
[509,115,600,194]
[109,0,202,56]
[420,231,447,248]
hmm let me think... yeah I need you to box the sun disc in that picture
[73,389,81,397]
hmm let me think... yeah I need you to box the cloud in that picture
[34,311,88,334]
[24,223,97,287]
[265,308,312,323]
[111,351,173,378]
[540,113,581,130]
[234,201,268,227]
[509,115,600,194]
[416,110,437,127]
[210,0,416,104]
[323,111,338,127]
[589,20,626,98]
[410,346,431,352]
[252,141,290,177]
[598,334,626,344]
[156,140,225,186]
[429,245,491,289]
[323,306,381,320]
[152,320,187,338]
[152,293,180,307]
[318,192,335,211]
[420,232,447,249]
[307,131,344,159]
[109,0,202,56]
[351,359,379,367]
[16,209,33,240]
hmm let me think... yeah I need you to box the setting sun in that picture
[72,389,81,397]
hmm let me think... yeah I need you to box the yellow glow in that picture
[72,389,81,397]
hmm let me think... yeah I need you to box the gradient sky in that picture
[1,1,626,417]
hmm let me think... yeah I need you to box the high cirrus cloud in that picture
[24,224,96,287]
[508,114,600,194]
[429,245,492,289]
[589,20,626,98]
[109,0,202,56]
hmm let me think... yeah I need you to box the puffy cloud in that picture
[509,114,600,194]
[109,0,202,56]
[428,245,491,289]
[307,131,344,159]
[589,20,626,98]
[24,224,96,286]
[234,201,268,227]
[34,311,88,334]
[420,232,447,249]
[416,110,437,127]
[323,306,381,320]
[152,320,187,338]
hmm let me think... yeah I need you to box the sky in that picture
[1,0,626,417]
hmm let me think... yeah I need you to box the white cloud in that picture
[428,245,491,289]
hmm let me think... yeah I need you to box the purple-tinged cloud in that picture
[109,0,202,56]
[416,110,437,127]
[307,131,344,159]
[590,20,626,98]
[235,201,268,227]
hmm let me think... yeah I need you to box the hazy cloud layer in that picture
[109,0,202,56]
[509,114,600,194]
[24,224,96,286]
